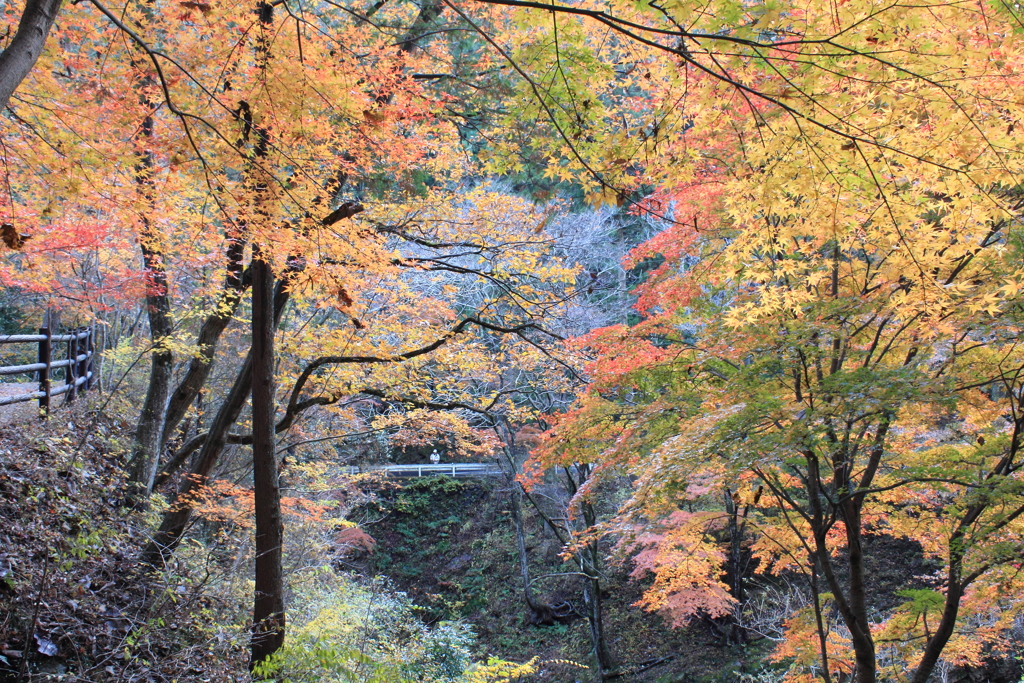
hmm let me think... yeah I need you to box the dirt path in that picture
[0,382,43,425]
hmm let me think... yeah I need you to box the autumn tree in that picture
[0,0,591,673]
[483,0,1024,681]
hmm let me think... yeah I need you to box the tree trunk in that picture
[126,275,172,490]
[0,0,62,112]
[509,478,555,624]
[560,465,614,679]
[126,330,172,493]
[841,502,876,683]
[805,451,876,683]
[246,5,284,665]
[709,488,748,647]
[580,496,613,679]
[724,488,744,602]
[140,279,291,568]
[140,350,253,568]
[126,101,173,497]
[809,561,834,683]
[582,558,612,680]
[910,512,977,683]
[910,580,963,683]
[249,253,285,668]
[813,522,876,683]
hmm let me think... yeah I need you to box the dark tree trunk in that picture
[580,496,613,679]
[582,550,612,679]
[709,488,748,647]
[0,0,62,111]
[126,102,173,497]
[493,422,567,627]
[813,504,876,683]
[809,561,834,683]
[127,338,172,492]
[801,448,877,683]
[910,499,987,683]
[909,411,1024,683]
[126,259,173,493]
[140,280,292,568]
[140,351,253,568]
[910,579,963,683]
[841,502,876,683]
[823,561,875,683]
[509,478,556,625]
[560,464,613,679]
[249,254,285,668]
[724,488,745,602]
[246,5,285,665]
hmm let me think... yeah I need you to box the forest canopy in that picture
[0,0,1022,680]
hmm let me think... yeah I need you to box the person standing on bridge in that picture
[429,449,440,465]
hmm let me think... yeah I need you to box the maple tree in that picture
[540,189,1024,682]
[495,0,1024,682]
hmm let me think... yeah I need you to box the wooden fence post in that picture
[37,327,51,418]
[66,330,78,402]
[85,327,94,390]
[76,328,88,388]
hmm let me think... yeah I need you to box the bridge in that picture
[342,463,504,479]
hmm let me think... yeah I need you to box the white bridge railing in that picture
[343,463,504,479]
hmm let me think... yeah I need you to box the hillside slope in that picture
[356,476,754,683]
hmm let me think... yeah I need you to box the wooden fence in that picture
[0,327,95,417]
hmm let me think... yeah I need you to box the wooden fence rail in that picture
[0,327,95,416]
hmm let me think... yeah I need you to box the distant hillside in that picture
[355,476,754,683]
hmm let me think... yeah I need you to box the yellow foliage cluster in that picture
[462,657,540,682]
